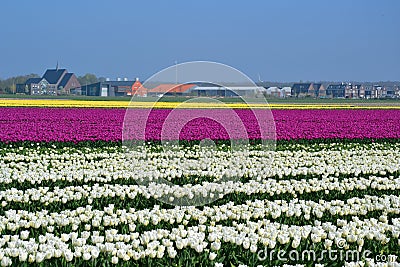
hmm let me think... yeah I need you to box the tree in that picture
[77,73,98,85]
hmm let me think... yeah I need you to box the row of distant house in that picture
[16,67,400,99]
[285,82,400,99]
[74,81,400,99]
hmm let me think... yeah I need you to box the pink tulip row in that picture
[1,107,400,142]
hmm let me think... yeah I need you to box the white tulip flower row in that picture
[2,191,400,236]
[1,143,399,186]
[0,213,399,266]
[1,173,399,209]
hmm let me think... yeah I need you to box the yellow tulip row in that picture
[1,99,400,109]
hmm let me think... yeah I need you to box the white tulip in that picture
[111,256,118,264]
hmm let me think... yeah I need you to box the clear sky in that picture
[0,0,399,82]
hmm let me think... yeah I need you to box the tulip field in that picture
[2,108,400,142]
[0,101,400,266]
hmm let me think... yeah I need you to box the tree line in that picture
[77,74,106,85]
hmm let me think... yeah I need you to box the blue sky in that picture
[0,0,399,81]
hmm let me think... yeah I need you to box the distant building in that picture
[364,85,374,99]
[265,87,281,97]
[147,84,196,96]
[16,67,80,95]
[127,78,147,97]
[313,83,325,97]
[373,85,385,98]
[326,83,348,98]
[325,83,364,98]
[190,85,266,97]
[345,84,364,98]
[291,83,312,97]
[42,68,80,94]
[81,80,136,97]
[16,77,49,95]
[384,85,400,98]
[280,87,292,98]
[362,84,392,99]
[291,83,324,97]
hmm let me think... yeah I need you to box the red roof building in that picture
[128,78,147,96]
[147,84,195,95]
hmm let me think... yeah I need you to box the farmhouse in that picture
[16,67,80,95]
[16,77,49,95]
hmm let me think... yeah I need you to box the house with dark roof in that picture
[291,83,326,97]
[313,83,325,97]
[290,83,326,98]
[326,83,365,98]
[383,85,400,98]
[291,83,312,97]
[364,85,374,98]
[16,77,49,95]
[326,83,348,98]
[16,67,80,95]
[42,69,66,85]
[42,68,80,94]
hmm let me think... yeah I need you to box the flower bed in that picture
[1,108,400,142]
[0,141,399,266]
[0,106,400,266]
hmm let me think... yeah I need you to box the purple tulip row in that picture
[1,107,400,142]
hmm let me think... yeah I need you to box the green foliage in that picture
[0,74,40,93]
[77,73,99,85]
[1,138,400,150]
